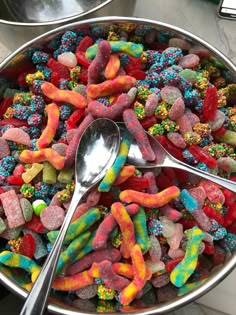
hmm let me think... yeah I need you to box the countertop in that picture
[0,0,236,314]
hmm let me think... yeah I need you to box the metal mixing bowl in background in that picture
[0,0,136,50]
[0,16,236,315]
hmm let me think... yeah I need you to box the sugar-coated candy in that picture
[111,202,136,259]
[120,186,180,208]
[2,127,31,146]
[52,271,93,291]
[167,223,184,250]
[88,40,111,84]
[19,233,35,258]
[40,205,65,230]
[99,260,130,292]
[22,163,44,184]
[170,226,204,287]
[118,244,146,305]
[0,189,25,228]
[133,207,150,253]
[178,54,200,68]
[0,218,6,234]
[58,52,77,68]
[56,231,90,275]
[149,235,162,263]
[113,165,136,185]
[20,198,33,222]
[87,75,136,99]
[168,97,185,121]
[36,103,59,149]
[144,171,158,193]
[47,207,101,243]
[42,161,57,184]
[123,108,155,161]
[67,248,121,275]
[88,89,136,119]
[0,138,10,159]
[41,81,87,109]
[20,148,65,170]
[98,132,131,192]
[104,53,120,79]
[86,41,143,59]
[203,86,218,121]
[152,273,170,288]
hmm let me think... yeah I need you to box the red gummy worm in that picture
[87,75,136,99]
[189,145,217,168]
[104,53,120,80]
[88,93,134,120]
[36,103,59,149]
[123,109,155,161]
[64,114,94,168]
[41,81,87,109]
[76,36,93,52]
[111,202,136,259]
[119,186,180,208]
[88,40,111,84]
[92,203,139,250]
[66,108,85,129]
[99,260,130,291]
[203,86,218,120]
[66,248,121,276]
[52,271,93,291]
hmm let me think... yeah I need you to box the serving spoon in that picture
[20,118,120,315]
[117,123,236,193]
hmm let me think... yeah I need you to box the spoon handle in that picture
[20,184,87,315]
[170,158,236,193]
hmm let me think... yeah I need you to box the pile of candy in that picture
[0,22,236,312]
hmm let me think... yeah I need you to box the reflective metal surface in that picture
[0,0,136,50]
[0,16,236,315]
[20,118,120,315]
[118,123,236,193]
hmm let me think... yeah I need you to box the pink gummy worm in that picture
[66,248,121,276]
[88,93,134,120]
[64,113,94,168]
[145,93,159,117]
[88,40,111,84]
[119,186,180,208]
[123,109,155,161]
[99,260,130,292]
[92,203,140,250]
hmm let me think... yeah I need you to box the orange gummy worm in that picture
[104,53,120,80]
[87,75,136,99]
[20,148,65,170]
[52,270,93,291]
[111,202,135,259]
[119,186,180,208]
[36,103,59,149]
[41,81,87,108]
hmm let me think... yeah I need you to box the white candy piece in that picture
[58,52,77,68]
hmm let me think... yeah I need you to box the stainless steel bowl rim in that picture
[0,0,114,26]
[0,15,236,315]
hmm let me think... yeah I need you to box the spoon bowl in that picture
[117,123,236,193]
[20,118,120,315]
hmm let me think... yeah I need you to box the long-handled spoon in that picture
[117,123,236,193]
[20,118,120,315]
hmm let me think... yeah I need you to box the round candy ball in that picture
[32,199,47,216]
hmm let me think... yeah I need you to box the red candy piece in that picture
[213,125,227,136]
[189,145,218,168]
[66,108,85,129]
[202,206,224,225]
[50,71,60,87]
[0,97,12,119]
[19,233,36,258]
[6,175,24,185]
[228,221,236,234]
[75,51,92,68]
[140,116,157,129]
[127,70,146,80]
[203,241,215,255]
[222,188,236,206]
[165,257,184,272]
[178,218,199,229]
[76,36,93,52]
[99,192,114,207]
[173,169,188,185]
[24,214,44,233]
[47,58,70,80]
[118,176,149,191]
[0,118,29,127]
[40,205,65,230]
[80,67,88,84]
[125,56,142,72]
[203,86,218,120]
[156,172,173,189]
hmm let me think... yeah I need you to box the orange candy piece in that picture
[104,53,120,79]
[36,103,59,149]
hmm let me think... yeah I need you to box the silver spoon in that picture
[117,123,236,193]
[20,118,120,315]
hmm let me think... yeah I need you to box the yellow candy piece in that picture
[22,163,44,183]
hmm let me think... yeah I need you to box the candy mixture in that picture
[0,22,236,312]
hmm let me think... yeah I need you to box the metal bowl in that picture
[0,16,236,315]
[0,0,136,50]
